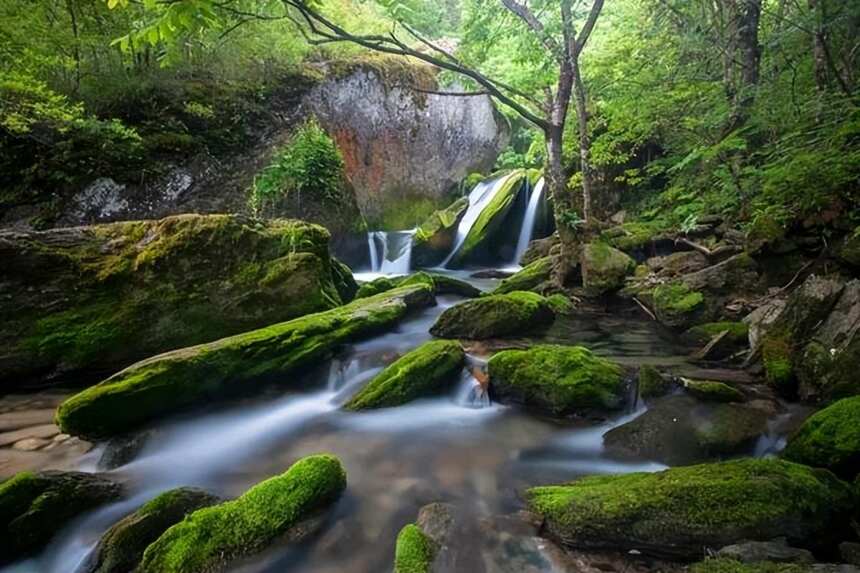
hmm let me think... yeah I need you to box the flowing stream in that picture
[3,270,781,573]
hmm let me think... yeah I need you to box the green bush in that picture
[249,120,345,217]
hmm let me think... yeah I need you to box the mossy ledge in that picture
[139,454,347,573]
[526,458,854,560]
[394,523,437,573]
[345,340,465,410]
[430,291,554,340]
[356,272,481,299]
[782,396,860,480]
[56,284,435,438]
[492,257,551,294]
[1,470,123,563]
[488,345,625,417]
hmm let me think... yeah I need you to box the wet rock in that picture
[521,234,559,266]
[1,214,347,389]
[331,258,359,303]
[416,502,455,547]
[493,257,551,294]
[98,431,154,470]
[526,458,854,560]
[0,424,59,447]
[11,438,50,451]
[345,340,465,410]
[680,253,760,295]
[57,284,435,438]
[488,345,625,418]
[603,395,767,465]
[140,454,346,572]
[430,291,554,340]
[796,280,860,402]
[84,487,220,573]
[0,409,56,432]
[650,282,705,328]
[582,242,636,296]
[0,470,123,563]
[744,298,787,354]
[683,322,750,348]
[356,272,479,299]
[782,396,860,480]
[716,538,814,564]
[648,251,709,276]
[637,365,673,400]
[412,197,469,267]
[838,228,860,267]
[683,379,746,403]
[470,269,513,279]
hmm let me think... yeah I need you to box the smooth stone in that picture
[0,424,60,447]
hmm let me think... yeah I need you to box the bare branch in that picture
[500,0,564,62]
[573,0,605,57]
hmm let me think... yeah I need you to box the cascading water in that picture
[511,177,545,265]
[366,230,416,275]
[440,173,516,268]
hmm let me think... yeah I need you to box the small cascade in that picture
[455,363,490,409]
[440,173,515,268]
[512,177,545,265]
[367,230,416,275]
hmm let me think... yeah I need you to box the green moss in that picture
[414,197,469,243]
[493,257,551,294]
[638,365,672,399]
[488,345,624,416]
[603,222,663,251]
[546,294,575,314]
[327,54,437,107]
[451,170,527,266]
[374,195,442,231]
[345,340,465,410]
[684,322,750,346]
[582,241,636,296]
[783,396,860,479]
[762,330,794,390]
[140,454,346,572]
[684,379,745,403]
[430,291,554,340]
[356,272,479,299]
[356,277,400,299]
[330,258,358,303]
[840,227,860,266]
[56,284,435,438]
[427,274,481,298]
[88,487,219,573]
[527,458,853,559]
[691,559,808,573]
[652,282,704,327]
[394,523,436,573]
[1,471,122,561]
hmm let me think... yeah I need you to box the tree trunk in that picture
[725,0,762,131]
[545,125,579,286]
[571,59,594,224]
[809,0,830,92]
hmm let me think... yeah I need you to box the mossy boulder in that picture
[581,241,636,296]
[0,214,346,389]
[356,272,480,299]
[429,291,554,339]
[56,284,435,438]
[526,458,854,559]
[1,470,123,563]
[394,523,437,573]
[782,396,860,480]
[449,170,528,266]
[356,276,401,299]
[345,340,465,410]
[839,228,860,267]
[330,258,359,303]
[411,197,469,267]
[637,365,673,400]
[139,454,346,572]
[428,274,482,298]
[546,293,575,315]
[683,322,750,347]
[603,395,767,465]
[684,379,745,403]
[493,257,551,294]
[521,234,559,266]
[84,487,219,573]
[602,222,665,252]
[651,282,705,328]
[488,345,624,417]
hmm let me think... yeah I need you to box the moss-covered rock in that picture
[330,258,358,303]
[1,471,123,563]
[356,276,400,299]
[651,282,705,328]
[839,228,860,267]
[603,395,767,465]
[56,284,435,438]
[1,214,345,389]
[493,257,552,294]
[345,340,465,410]
[394,523,437,573]
[782,396,860,479]
[450,170,528,266]
[139,454,345,572]
[428,274,482,298]
[637,365,673,400]
[546,293,575,315]
[84,488,219,573]
[521,234,559,266]
[411,197,469,268]
[430,291,554,340]
[356,272,480,299]
[526,458,854,559]
[683,322,750,347]
[691,559,809,573]
[602,221,666,252]
[581,241,636,296]
[684,379,745,403]
[488,345,624,417]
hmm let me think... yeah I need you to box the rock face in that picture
[782,396,860,479]
[345,340,465,410]
[139,454,347,572]
[412,197,469,267]
[306,57,509,223]
[84,487,220,573]
[488,345,625,417]
[56,284,436,438]
[581,242,636,296]
[430,291,554,340]
[0,214,348,389]
[1,470,123,563]
[526,458,854,559]
[493,257,552,295]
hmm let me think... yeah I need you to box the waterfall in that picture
[454,359,490,409]
[367,230,416,275]
[440,173,515,268]
[512,177,545,265]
